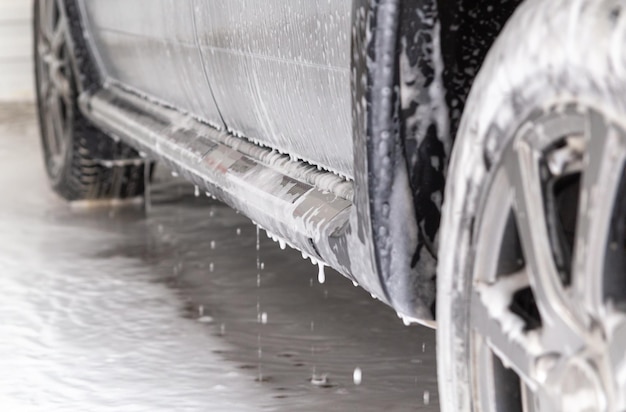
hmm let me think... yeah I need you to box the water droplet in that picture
[260,262,265,270]
[171,171,179,177]
[310,374,328,386]
[317,262,326,284]
[352,281,359,287]
[236,228,241,235]
[278,239,286,250]
[209,262,214,272]
[198,305,204,316]
[353,367,362,385]
[194,185,200,197]
[210,240,216,249]
[423,390,430,405]
[261,312,268,324]
[198,316,214,324]
[422,343,426,352]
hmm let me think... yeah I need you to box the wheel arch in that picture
[350,0,522,322]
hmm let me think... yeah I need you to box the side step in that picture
[79,86,360,281]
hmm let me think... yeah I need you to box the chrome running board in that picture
[80,85,357,279]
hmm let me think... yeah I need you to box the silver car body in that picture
[79,0,354,177]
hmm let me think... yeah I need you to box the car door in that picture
[78,0,224,129]
[78,0,353,178]
[191,0,353,177]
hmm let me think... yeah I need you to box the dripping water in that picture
[143,159,151,214]
[255,225,263,382]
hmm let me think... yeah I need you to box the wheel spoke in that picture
[38,1,52,44]
[572,111,626,324]
[36,60,51,99]
[49,61,71,103]
[472,271,540,385]
[48,90,65,155]
[472,272,576,411]
[51,16,66,55]
[44,0,56,40]
[43,98,59,157]
[504,134,586,352]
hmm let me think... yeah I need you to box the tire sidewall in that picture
[437,0,626,411]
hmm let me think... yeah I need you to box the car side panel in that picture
[78,0,224,129]
[192,0,353,177]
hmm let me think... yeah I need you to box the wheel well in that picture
[437,0,523,141]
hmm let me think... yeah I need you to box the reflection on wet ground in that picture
[0,104,439,411]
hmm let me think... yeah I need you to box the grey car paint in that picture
[79,0,354,178]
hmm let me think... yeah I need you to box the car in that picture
[34,0,626,410]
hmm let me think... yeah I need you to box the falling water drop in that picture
[194,185,200,197]
[353,367,362,385]
[317,262,326,284]
[236,227,241,235]
[143,161,152,214]
[423,390,430,405]
[210,240,216,250]
[352,280,359,287]
[256,225,263,382]
[209,262,214,272]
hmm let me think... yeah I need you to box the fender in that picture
[351,0,442,323]
[351,0,521,322]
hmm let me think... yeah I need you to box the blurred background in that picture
[0,0,34,101]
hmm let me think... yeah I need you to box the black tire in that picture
[438,0,626,411]
[34,0,148,201]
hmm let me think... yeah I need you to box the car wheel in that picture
[437,0,626,411]
[34,0,148,201]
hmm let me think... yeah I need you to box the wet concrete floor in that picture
[0,104,439,411]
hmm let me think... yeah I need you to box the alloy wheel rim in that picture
[36,0,73,179]
[469,104,626,411]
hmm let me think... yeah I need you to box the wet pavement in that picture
[0,104,439,411]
